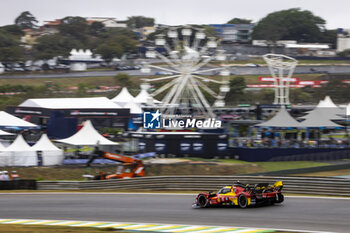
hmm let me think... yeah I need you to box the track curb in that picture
[0,219,335,233]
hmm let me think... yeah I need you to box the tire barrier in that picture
[0,180,37,190]
[37,176,350,196]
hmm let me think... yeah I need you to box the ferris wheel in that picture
[140,26,231,118]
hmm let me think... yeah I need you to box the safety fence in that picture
[37,176,350,196]
[0,180,36,190]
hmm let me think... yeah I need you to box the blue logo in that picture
[143,110,161,129]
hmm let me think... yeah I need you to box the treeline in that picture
[0,12,155,62]
[227,8,337,47]
[0,8,342,63]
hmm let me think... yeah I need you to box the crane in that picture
[86,148,145,180]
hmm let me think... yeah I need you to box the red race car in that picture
[193,181,284,208]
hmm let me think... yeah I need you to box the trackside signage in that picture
[143,110,222,129]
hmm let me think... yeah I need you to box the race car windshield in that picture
[218,188,231,194]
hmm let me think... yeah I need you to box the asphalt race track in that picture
[1,65,350,79]
[0,193,349,232]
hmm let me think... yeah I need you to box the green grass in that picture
[0,76,116,87]
[255,161,332,172]
[298,168,350,177]
[0,159,338,181]
[179,157,249,164]
[0,73,325,87]
[176,158,331,172]
[216,159,250,164]
[297,59,350,64]
[65,146,94,153]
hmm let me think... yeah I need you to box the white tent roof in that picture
[134,89,150,103]
[255,107,301,128]
[0,142,5,150]
[299,108,344,128]
[285,44,329,49]
[55,120,118,146]
[346,104,350,116]
[4,134,34,151]
[301,96,344,121]
[32,134,61,151]
[111,87,135,105]
[124,101,143,114]
[301,107,344,121]
[134,89,161,104]
[316,100,326,108]
[0,111,37,128]
[0,129,14,136]
[317,96,338,108]
[19,97,121,109]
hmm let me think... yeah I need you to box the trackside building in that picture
[7,97,130,139]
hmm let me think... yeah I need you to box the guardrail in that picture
[0,180,37,190]
[37,176,350,196]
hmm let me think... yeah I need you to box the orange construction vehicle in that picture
[87,148,145,180]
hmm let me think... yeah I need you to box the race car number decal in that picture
[219,196,231,202]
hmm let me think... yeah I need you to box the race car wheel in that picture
[276,193,284,203]
[238,194,248,208]
[197,194,209,208]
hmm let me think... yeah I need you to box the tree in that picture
[15,11,38,29]
[257,89,274,104]
[126,16,155,29]
[338,49,350,57]
[34,34,83,59]
[226,77,246,103]
[0,30,24,61]
[114,73,132,87]
[252,8,330,44]
[0,46,24,62]
[290,89,312,104]
[95,34,138,62]
[89,22,105,36]
[58,16,88,42]
[1,25,23,36]
[320,29,337,47]
[95,43,123,62]
[227,18,252,24]
[314,79,350,103]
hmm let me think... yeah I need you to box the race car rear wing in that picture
[243,181,283,192]
[272,181,283,191]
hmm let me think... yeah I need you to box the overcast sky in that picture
[1,0,349,29]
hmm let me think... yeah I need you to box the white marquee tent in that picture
[111,87,135,107]
[0,129,14,136]
[320,96,338,108]
[255,107,301,128]
[124,101,143,114]
[0,111,37,129]
[32,134,64,166]
[300,96,344,121]
[19,97,121,109]
[134,89,161,105]
[299,108,344,128]
[0,135,37,166]
[55,120,118,146]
